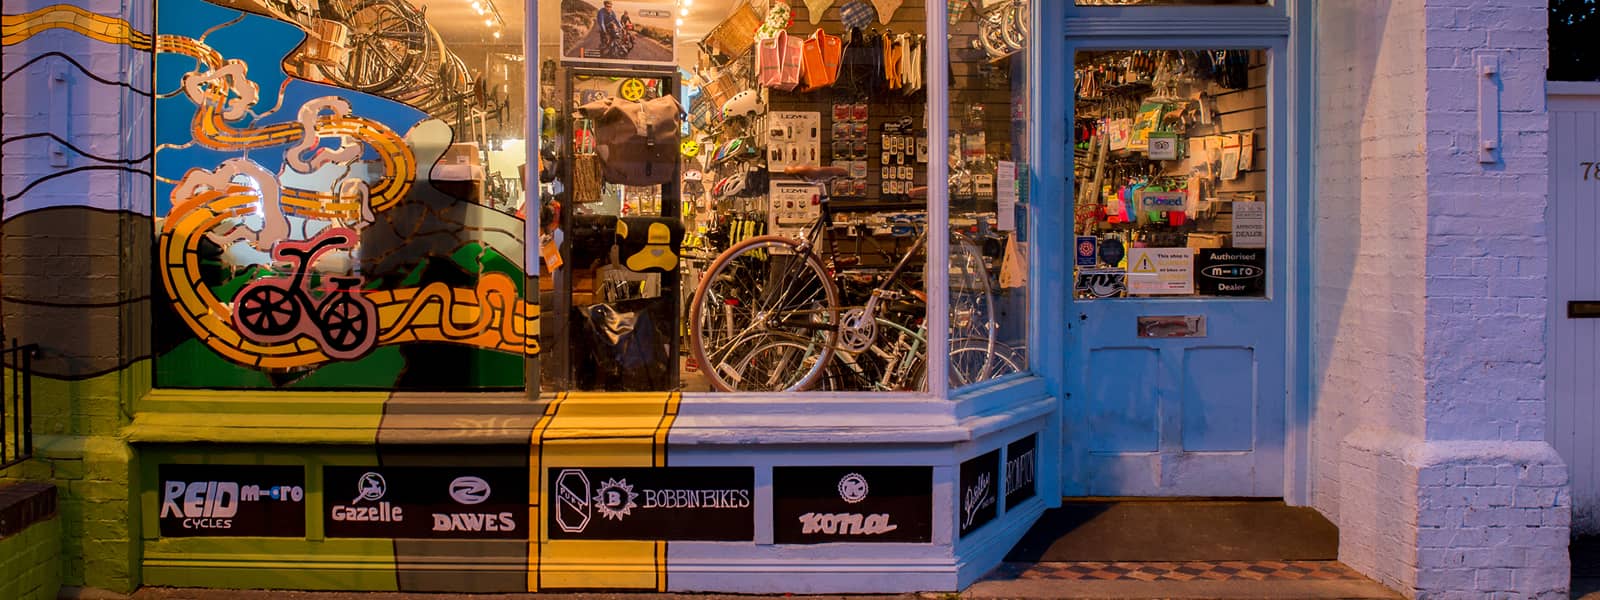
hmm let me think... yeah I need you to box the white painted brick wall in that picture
[1316,0,1569,598]
[1312,0,1430,524]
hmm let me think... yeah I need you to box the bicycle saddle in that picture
[784,165,849,182]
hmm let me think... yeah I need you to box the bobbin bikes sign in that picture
[157,464,306,537]
[548,467,754,541]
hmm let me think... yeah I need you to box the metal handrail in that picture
[0,338,41,471]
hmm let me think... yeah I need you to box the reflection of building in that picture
[0,1,1581,600]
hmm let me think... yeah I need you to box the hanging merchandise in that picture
[803,0,836,24]
[999,235,1028,289]
[578,95,684,186]
[800,28,843,91]
[872,0,903,24]
[756,1,794,39]
[838,0,878,31]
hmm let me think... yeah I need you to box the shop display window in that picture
[1072,49,1269,300]
[947,0,1030,388]
[151,0,533,389]
[531,0,1035,394]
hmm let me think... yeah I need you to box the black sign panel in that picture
[959,451,1000,538]
[1005,435,1038,508]
[324,466,528,539]
[547,467,754,541]
[1196,248,1266,296]
[157,464,305,537]
[773,466,933,544]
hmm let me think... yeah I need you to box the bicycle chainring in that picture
[838,308,877,354]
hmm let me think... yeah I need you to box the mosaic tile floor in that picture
[987,560,1367,582]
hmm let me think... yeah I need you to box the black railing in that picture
[0,339,40,471]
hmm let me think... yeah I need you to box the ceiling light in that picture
[493,30,501,38]
[485,18,494,26]
[679,7,688,15]
[676,17,684,26]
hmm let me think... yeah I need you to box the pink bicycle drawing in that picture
[231,227,379,361]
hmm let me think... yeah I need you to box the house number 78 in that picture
[1584,162,1600,181]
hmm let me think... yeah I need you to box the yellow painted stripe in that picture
[530,392,678,592]
[1,4,152,49]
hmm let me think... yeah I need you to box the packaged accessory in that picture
[577,95,684,186]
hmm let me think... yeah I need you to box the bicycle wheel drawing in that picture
[316,291,378,359]
[690,235,841,392]
[233,284,302,340]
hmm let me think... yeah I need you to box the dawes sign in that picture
[324,466,527,539]
[157,464,306,537]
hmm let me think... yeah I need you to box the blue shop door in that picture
[1061,47,1287,497]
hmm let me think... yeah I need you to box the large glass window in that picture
[536,0,939,393]
[947,0,1030,388]
[1072,49,1268,299]
[153,0,533,389]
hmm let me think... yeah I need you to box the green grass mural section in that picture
[0,516,63,600]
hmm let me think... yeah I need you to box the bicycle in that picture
[231,227,379,361]
[688,165,1014,392]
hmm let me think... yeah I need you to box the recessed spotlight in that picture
[679,7,688,15]
[484,18,493,26]
[676,17,684,26]
[493,30,501,38]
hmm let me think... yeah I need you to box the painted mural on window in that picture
[153,0,533,388]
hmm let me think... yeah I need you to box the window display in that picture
[947,0,1030,388]
[1072,49,1268,299]
[536,0,1031,393]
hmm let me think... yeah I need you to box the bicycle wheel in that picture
[949,337,1024,387]
[690,235,840,392]
[340,0,426,93]
[949,233,998,379]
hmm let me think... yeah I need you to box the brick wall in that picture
[1311,0,1429,528]
[0,0,152,593]
[1314,0,1569,597]
[0,482,63,600]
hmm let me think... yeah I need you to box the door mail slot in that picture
[1569,301,1600,319]
[1137,315,1207,338]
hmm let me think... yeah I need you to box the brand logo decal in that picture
[595,478,639,521]
[961,472,995,530]
[555,469,593,533]
[449,476,491,505]
[837,473,869,504]
[355,472,387,503]
[1200,264,1263,280]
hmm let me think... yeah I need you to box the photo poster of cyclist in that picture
[560,0,678,66]
[149,0,536,390]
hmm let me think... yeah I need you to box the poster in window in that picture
[560,0,678,67]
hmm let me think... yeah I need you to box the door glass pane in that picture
[1073,49,1268,299]
[536,0,931,392]
[949,0,1031,388]
[152,0,532,389]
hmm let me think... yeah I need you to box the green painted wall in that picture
[0,516,63,600]
[3,365,143,593]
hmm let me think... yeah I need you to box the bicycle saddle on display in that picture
[785,165,849,181]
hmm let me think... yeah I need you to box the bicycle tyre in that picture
[949,233,999,380]
[689,235,840,392]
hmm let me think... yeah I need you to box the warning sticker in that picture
[1127,248,1195,295]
